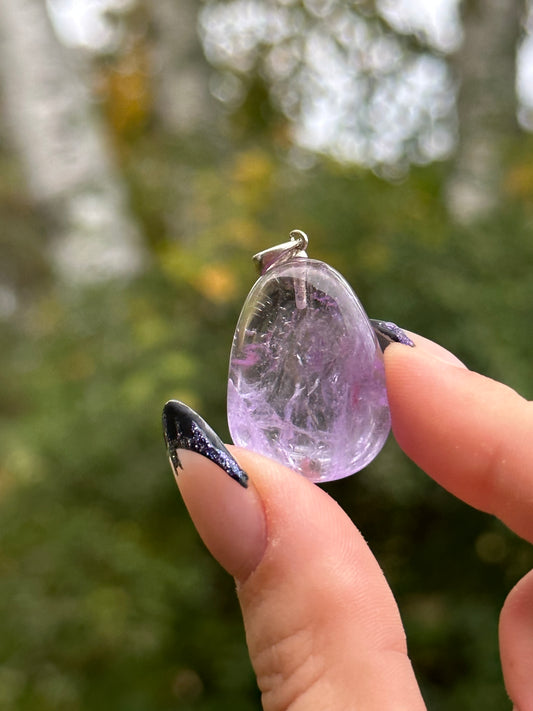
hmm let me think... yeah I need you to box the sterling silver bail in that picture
[253,229,309,276]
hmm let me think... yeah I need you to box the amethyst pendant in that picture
[227,232,390,483]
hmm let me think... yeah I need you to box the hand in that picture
[166,335,533,710]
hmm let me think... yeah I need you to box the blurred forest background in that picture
[1,0,533,709]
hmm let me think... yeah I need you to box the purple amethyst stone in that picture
[227,257,391,482]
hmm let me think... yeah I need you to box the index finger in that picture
[385,335,533,543]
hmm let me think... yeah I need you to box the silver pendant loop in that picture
[253,229,309,275]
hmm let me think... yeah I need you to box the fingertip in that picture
[383,334,480,502]
[383,333,469,445]
[174,449,267,581]
[383,337,472,454]
[388,331,467,368]
[383,331,533,540]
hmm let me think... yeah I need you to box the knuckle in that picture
[251,624,327,711]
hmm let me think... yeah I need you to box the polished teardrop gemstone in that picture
[227,257,391,483]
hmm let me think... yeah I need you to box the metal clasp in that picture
[252,229,309,275]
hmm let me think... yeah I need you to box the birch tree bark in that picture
[0,0,144,282]
[147,0,216,133]
[446,0,525,224]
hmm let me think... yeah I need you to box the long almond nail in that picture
[162,401,266,580]
[371,320,415,351]
[162,400,248,487]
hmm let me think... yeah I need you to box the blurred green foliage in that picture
[2,18,533,711]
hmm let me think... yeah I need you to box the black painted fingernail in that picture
[162,400,248,488]
[370,319,415,351]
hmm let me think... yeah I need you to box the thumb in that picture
[164,403,425,711]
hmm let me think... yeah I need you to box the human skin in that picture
[172,334,533,711]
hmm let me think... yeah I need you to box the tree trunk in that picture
[446,0,525,223]
[147,0,216,133]
[0,0,144,282]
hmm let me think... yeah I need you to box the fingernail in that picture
[162,400,248,488]
[371,319,415,351]
[162,401,267,580]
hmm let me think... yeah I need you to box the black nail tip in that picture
[162,400,248,488]
[370,319,415,351]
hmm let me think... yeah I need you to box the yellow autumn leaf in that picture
[223,218,262,247]
[232,149,273,186]
[505,160,533,200]
[196,264,238,304]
